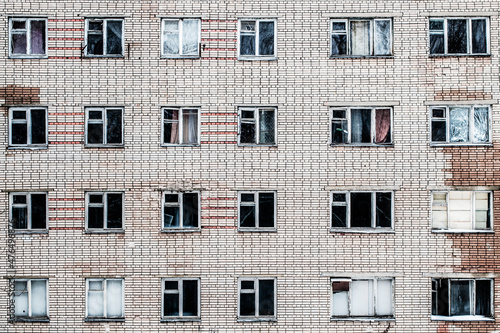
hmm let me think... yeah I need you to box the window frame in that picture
[160,18,201,58]
[429,105,491,145]
[161,278,201,321]
[85,278,125,321]
[161,107,201,146]
[237,18,278,60]
[8,106,48,149]
[431,190,493,232]
[330,277,395,320]
[330,18,393,57]
[429,17,490,56]
[237,277,277,322]
[238,107,278,146]
[330,191,394,232]
[238,191,277,232]
[85,192,125,232]
[84,18,125,57]
[9,17,48,58]
[84,107,124,147]
[11,278,49,321]
[161,191,201,232]
[330,107,393,146]
[9,192,48,233]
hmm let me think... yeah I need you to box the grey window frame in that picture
[85,192,124,232]
[429,105,491,145]
[11,279,49,321]
[85,278,125,321]
[84,18,125,57]
[162,191,200,232]
[238,277,277,322]
[238,107,277,146]
[331,277,395,320]
[9,17,48,58]
[8,107,48,149]
[9,192,48,232]
[161,107,200,146]
[238,18,277,60]
[238,191,277,231]
[330,191,394,232]
[84,107,124,147]
[429,17,490,56]
[161,278,201,321]
[160,18,201,58]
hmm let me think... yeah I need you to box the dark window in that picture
[331,192,393,229]
[10,18,47,57]
[86,19,124,56]
[9,108,47,147]
[162,279,199,319]
[11,193,47,230]
[163,192,200,230]
[239,278,275,319]
[86,193,123,230]
[239,20,276,58]
[429,18,488,55]
[239,192,276,230]
[239,108,276,145]
[85,107,124,146]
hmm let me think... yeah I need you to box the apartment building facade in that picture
[1,0,499,332]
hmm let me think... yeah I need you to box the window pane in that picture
[106,21,123,55]
[163,109,179,144]
[240,35,255,55]
[331,281,349,316]
[31,280,47,316]
[240,292,255,316]
[31,194,46,229]
[14,281,28,316]
[376,193,392,228]
[473,107,489,142]
[182,20,199,55]
[240,122,256,143]
[430,20,444,31]
[164,194,178,203]
[182,193,199,228]
[331,206,347,228]
[259,21,274,56]
[89,110,102,119]
[430,34,445,54]
[332,120,347,144]
[475,192,490,229]
[89,281,103,290]
[88,206,104,229]
[433,279,449,316]
[88,21,103,31]
[258,193,274,228]
[350,193,372,227]
[30,20,46,54]
[471,19,487,53]
[12,123,28,145]
[447,19,467,54]
[449,191,472,229]
[13,206,27,229]
[106,109,122,144]
[31,109,46,144]
[450,280,471,316]
[87,123,104,144]
[182,110,198,144]
[431,120,446,142]
[106,280,123,317]
[87,33,103,55]
[11,33,27,54]
[164,280,178,290]
[163,20,179,54]
[241,281,254,289]
[351,109,371,143]
[475,280,491,316]
[241,110,254,119]
[374,20,391,55]
[13,110,26,120]
[331,34,347,56]
[106,194,122,228]
[351,280,374,316]
[12,21,26,29]
[376,279,392,316]
[89,194,103,204]
[164,293,180,316]
[449,107,469,142]
[164,206,180,228]
[374,109,391,144]
[87,290,104,317]
[350,21,370,55]
[432,193,448,229]
[240,205,256,228]
[258,280,274,316]
[182,280,198,316]
[259,110,275,144]
[241,193,254,202]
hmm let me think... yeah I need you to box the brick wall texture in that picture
[1,0,500,332]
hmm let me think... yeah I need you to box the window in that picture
[9,107,47,148]
[239,19,276,59]
[162,278,200,320]
[162,192,199,230]
[430,106,490,144]
[85,19,124,57]
[85,192,124,231]
[331,107,392,145]
[432,191,492,231]
[238,278,276,320]
[10,192,47,231]
[238,191,276,231]
[85,107,123,147]
[429,18,488,55]
[432,278,492,319]
[330,19,392,57]
[331,278,394,319]
[161,19,200,58]
[238,107,276,145]
[12,279,48,320]
[331,192,392,230]
[86,278,124,320]
[162,108,199,145]
[9,18,47,58]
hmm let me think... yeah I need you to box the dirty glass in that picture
[258,193,274,228]
[31,280,47,316]
[106,280,123,317]
[375,192,391,227]
[431,108,446,142]
[259,280,274,316]
[449,107,469,142]
[30,20,46,54]
[31,194,46,229]
[106,109,122,144]
[475,280,491,316]
[350,193,372,227]
[351,280,374,316]
[183,19,199,55]
[447,19,467,54]
[163,20,179,54]
[11,30,27,54]
[376,279,392,316]
[259,21,274,56]
[474,192,490,229]
[259,110,275,144]
[182,193,198,228]
[331,21,347,56]
[106,193,122,228]
[350,21,370,55]
[87,21,103,55]
[332,119,347,144]
[12,122,28,145]
[450,280,471,316]
[12,198,27,229]
[87,283,104,317]
[31,109,46,144]
[432,193,447,229]
[106,20,123,55]
[183,280,198,316]
[164,292,179,316]
[240,204,256,228]
[374,20,391,55]
[14,281,28,316]
[432,279,449,316]
[331,281,349,316]
[351,109,371,143]
[240,21,255,55]
[429,19,444,54]
[163,109,179,144]
[473,107,488,142]
[240,122,256,144]
[471,19,487,54]
[331,194,347,228]
[164,204,180,228]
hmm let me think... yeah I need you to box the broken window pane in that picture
[474,192,490,229]
[31,109,46,144]
[332,119,348,144]
[258,279,274,316]
[473,107,489,142]
[350,21,370,55]
[31,194,46,229]
[182,19,199,55]
[376,279,392,316]
[350,193,372,227]
[449,107,469,142]
[351,109,371,143]
[331,281,349,316]
[450,280,471,316]
[259,110,275,144]
[14,281,28,316]
[163,20,179,54]
[471,19,487,53]
[374,109,391,144]
[447,19,467,54]
[30,20,46,55]
[30,280,47,316]
[87,24,103,55]
[182,193,198,228]
[475,280,491,316]
[106,280,123,317]
[183,280,198,316]
[351,280,374,316]
[106,20,122,55]
[258,193,274,228]
[432,193,448,229]
[240,204,256,228]
[375,192,391,228]
[182,109,198,144]
[106,109,122,144]
[164,206,180,228]
[374,20,391,55]
[240,21,255,56]
[259,21,274,56]
[106,194,122,228]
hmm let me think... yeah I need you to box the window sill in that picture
[431,315,494,322]
[330,55,394,59]
[238,56,277,61]
[85,229,125,234]
[330,228,395,234]
[7,145,48,150]
[237,317,277,322]
[84,145,125,149]
[11,317,50,322]
[431,229,494,234]
[429,54,491,58]
[331,317,395,322]
[238,228,277,233]
[330,143,394,148]
[161,228,201,233]
[9,55,49,59]
[430,142,492,147]
[85,318,125,322]
[161,318,201,322]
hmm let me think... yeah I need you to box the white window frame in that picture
[161,107,201,146]
[162,191,200,231]
[9,17,48,58]
[238,191,277,231]
[9,107,48,148]
[237,19,277,60]
[429,17,490,56]
[161,278,201,321]
[9,192,48,232]
[85,192,124,232]
[330,18,393,57]
[238,277,277,321]
[160,18,201,58]
[85,278,125,320]
[429,105,491,145]
[330,191,394,231]
[431,190,493,232]
[11,279,49,320]
[330,107,393,146]
[238,107,277,146]
[84,107,124,147]
[330,277,395,320]
[84,18,125,57]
